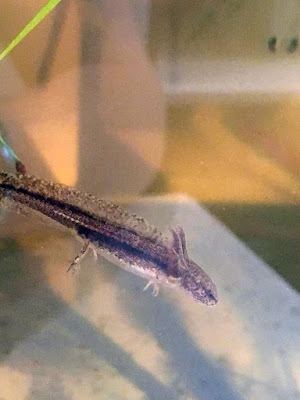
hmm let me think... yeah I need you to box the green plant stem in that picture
[0,0,63,62]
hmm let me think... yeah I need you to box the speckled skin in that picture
[0,172,218,305]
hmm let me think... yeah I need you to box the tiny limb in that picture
[67,240,90,275]
[92,249,98,261]
[152,284,159,297]
[143,281,153,292]
[143,281,159,297]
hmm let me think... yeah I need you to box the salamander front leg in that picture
[143,280,159,297]
[67,240,91,275]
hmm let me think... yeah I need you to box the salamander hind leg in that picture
[67,240,91,275]
[92,248,98,261]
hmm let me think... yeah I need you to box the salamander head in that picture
[170,227,218,306]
